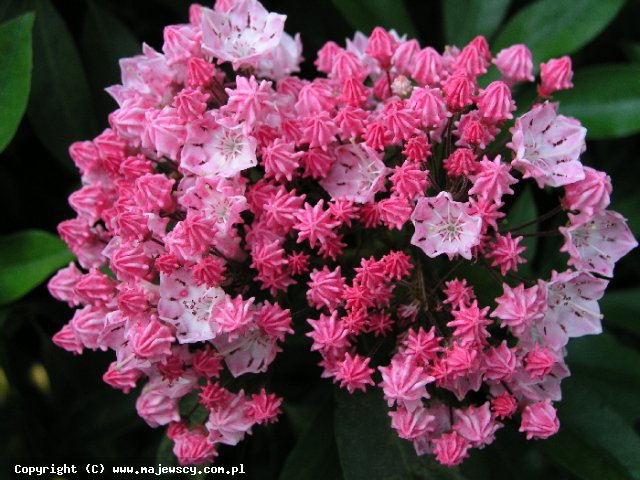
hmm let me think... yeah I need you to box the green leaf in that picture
[82,1,139,121]
[599,289,640,335]
[443,0,511,46]
[502,186,538,274]
[156,433,178,466]
[541,428,632,480]
[566,333,640,385]
[27,0,97,168]
[494,0,625,63]
[0,12,34,152]
[0,230,74,305]
[334,388,463,480]
[331,0,418,38]
[280,400,342,480]
[549,377,640,479]
[554,65,640,139]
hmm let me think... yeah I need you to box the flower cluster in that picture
[49,0,637,467]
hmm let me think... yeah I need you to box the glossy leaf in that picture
[549,377,640,479]
[541,428,632,480]
[494,0,625,63]
[0,230,73,305]
[280,400,342,480]
[334,388,463,480]
[554,65,640,139]
[28,0,97,168]
[443,0,511,46]
[82,1,139,121]
[331,0,418,38]
[0,13,34,153]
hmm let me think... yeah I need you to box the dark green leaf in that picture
[156,433,178,466]
[28,0,97,168]
[334,388,463,480]
[541,427,632,480]
[494,0,625,63]
[554,65,640,139]
[566,333,640,384]
[331,0,418,38]
[550,377,640,479]
[443,0,511,46]
[0,230,74,305]
[82,1,139,121]
[280,400,342,480]
[0,12,34,152]
[599,289,640,335]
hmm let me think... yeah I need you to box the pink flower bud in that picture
[538,56,573,97]
[493,44,534,84]
[366,27,397,69]
[477,81,516,123]
[520,400,560,439]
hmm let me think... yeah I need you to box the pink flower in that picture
[562,166,612,223]
[443,278,475,309]
[206,393,254,445]
[540,270,608,350]
[454,402,501,447]
[491,393,518,419]
[293,200,341,249]
[212,295,257,340]
[539,56,573,98]
[468,155,517,204]
[493,44,534,85]
[158,268,225,344]
[128,317,174,361]
[432,432,470,466]
[443,148,477,177]
[442,73,475,111]
[492,283,547,336]
[519,400,559,439]
[483,341,518,381]
[320,143,388,203]
[306,312,349,354]
[402,327,442,365]
[524,345,556,378]
[560,210,637,277]
[182,115,258,178]
[408,87,449,129]
[366,27,397,69]
[246,389,282,424]
[412,47,444,86]
[307,266,345,310]
[173,429,218,466]
[335,353,375,393]
[142,106,186,160]
[447,300,492,346]
[200,0,286,69]
[510,103,586,187]
[485,232,527,275]
[379,356,435,409]
[390,405,435,440]
[476,81,516,123]
[411,192,482,260]
[390,160,429,200]
[378,195,412,230]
